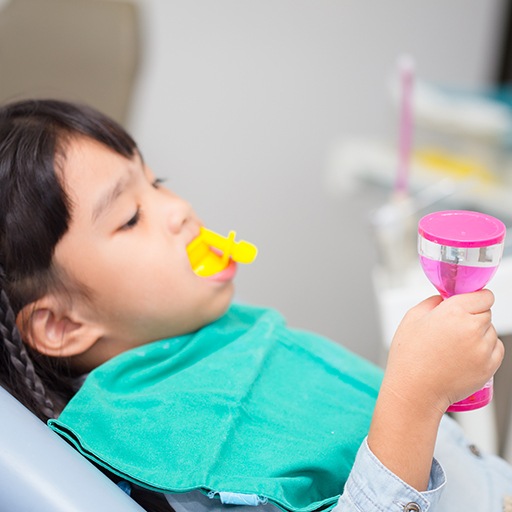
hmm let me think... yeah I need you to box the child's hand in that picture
[368,289,503,491]
[383,289,504,415]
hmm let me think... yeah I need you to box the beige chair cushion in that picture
[0,0,139,125]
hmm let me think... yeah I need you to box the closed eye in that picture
[118,177,164,231]
[152,177,166,188]
[121,207,141,230]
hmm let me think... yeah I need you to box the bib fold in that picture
[49,304,382,512]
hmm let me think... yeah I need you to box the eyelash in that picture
[121,177,166,230]
[152,177,166,188]
[122,208,142,230]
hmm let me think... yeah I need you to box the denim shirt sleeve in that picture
[334,437,446,512]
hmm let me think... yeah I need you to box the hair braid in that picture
[0,286,56,420]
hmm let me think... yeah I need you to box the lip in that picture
[204,259,237,282]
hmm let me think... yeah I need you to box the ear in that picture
[17,296,103,358]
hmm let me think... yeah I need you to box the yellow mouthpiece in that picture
[187,227,258,277]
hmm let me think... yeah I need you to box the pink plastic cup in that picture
[418,210,506,412]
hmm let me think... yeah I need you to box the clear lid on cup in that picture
[418,210,506,248]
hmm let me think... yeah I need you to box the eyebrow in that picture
[91,172,132,224]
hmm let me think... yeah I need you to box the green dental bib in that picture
[48,304,382,512]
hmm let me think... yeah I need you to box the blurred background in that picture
[3,0,512,452]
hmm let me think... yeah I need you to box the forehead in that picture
[62,136,138,202]
[61,136,132,189]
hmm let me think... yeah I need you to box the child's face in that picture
[53,136,234,366]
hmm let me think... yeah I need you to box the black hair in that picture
[0,99,137,422]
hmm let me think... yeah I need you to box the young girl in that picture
[0,98,510,512]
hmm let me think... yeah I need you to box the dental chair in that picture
[0,386,281,512]
[0,0,140,126]
[0,385,145,512]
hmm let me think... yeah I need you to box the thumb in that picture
[407,295,443,320]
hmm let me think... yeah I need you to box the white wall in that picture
[129,0,503,362]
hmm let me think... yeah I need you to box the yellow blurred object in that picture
[187,227,258,277]
[414,149,498,184]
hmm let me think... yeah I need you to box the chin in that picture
[205,288,234,324]
[211,297,233,322]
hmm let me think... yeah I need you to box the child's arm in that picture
[368,289,503,491]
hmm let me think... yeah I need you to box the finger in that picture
[448,289,495,314]
[482,322,502,355]
[407,295,443,319]
[489,335,505,374]
[472,309,493,330]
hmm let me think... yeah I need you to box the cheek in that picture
[103,256,196,304]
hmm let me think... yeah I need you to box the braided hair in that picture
[0,99,137,422]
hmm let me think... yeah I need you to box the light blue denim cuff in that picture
[335,437,446,512]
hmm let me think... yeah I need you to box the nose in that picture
[166,193,195,234]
